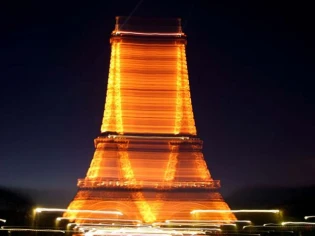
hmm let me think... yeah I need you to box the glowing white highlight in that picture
[164,219,251,224]
[70,223,140,227]
[221,223,237,227]
[190,209,280,214]
[113,31,185,37]
[305,216,315,220]
[263,223,281,226]
[0,229,65,233]
[34,208,123,215]
[0,219,6,223]
[155,222,221,227]
[57,217,141,223]
[281,221,315,226]
[83,227,218,236]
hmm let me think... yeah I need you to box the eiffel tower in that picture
[65,17,235,223]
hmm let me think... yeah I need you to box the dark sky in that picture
[1,1,315,205]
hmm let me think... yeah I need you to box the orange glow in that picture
[100,30,196,135]
[101,42,123,134]
[193,152,211,180]
[82,136,218,183]
[163,144,179,182]
[65,17,235,223]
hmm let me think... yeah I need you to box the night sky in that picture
[1,1,315,205]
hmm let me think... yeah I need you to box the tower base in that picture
[65,187,236,223]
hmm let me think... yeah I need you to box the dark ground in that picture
[1,185,315,225]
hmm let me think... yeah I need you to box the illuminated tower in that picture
[65,17,235,223]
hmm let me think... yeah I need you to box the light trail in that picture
[244,225,284,229]
[263,223,281,226]
[57,217,141,223]
[0,228,65,233]
[221,223,237,227]
[86,232,172,236]
[244,224,315,230]
[0,219,6,223]
[305,216,315,220]
[118,0,145,31]
[164,219,251,224]
[83,227,215,235]
[190,209,280,214]
[281,221,315,226]
[1,226,33,229]
[153,222,221,227]
[34,208,123,215]
[69,223,142,228]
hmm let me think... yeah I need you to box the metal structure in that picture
[65,17,235,223]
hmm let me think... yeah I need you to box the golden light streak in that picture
[133,192,156,223]
[35,208,123,215]
[101,40,116,132]
[191,209,280,214]
[174,46,183,135]
[0,219,5,223]
[114,42,123,134]
[118,145,134,180]
[86,150,102,178]
[116,139,155,223]
[193,152,211,180]
[163,144,178,182]
[305,215,315,220]
[179,44,196,135]
[101,41,123,134]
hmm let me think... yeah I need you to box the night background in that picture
[1,0,314,210]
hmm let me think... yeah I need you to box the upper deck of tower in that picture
[112,16,185,37]
[101,17,197,136]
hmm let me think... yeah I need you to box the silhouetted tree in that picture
[0,187,35,226]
